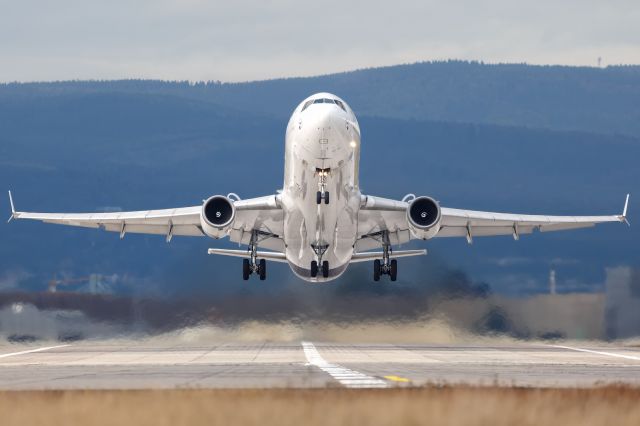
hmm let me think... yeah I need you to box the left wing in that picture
[7,191,284,249]
[357,194,629,249]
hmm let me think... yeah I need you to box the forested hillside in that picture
[3,61,640,136]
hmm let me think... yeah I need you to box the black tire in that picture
[259,259,266,281]
[242,259,250,280]
[324,191,330,204]
[390,259,398,282]
[310,260,318,277]
[373,259,381,281]
[322,260,329,278]
[316,191,322,205]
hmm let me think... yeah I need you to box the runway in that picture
[1,341,639,390]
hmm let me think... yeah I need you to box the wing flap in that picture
[437,225,536,238]
[102,223,203,237]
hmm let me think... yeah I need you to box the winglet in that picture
[7,190,15,223]
[620,193,630,226]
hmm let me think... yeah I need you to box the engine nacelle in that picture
[407,196,441,240]
[200,195,236,238]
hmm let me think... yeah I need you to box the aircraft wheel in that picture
[322,260,329,278]
[242,259,250,280]
[324,192,330,204]
[390,259,397,282]
[373,259,381,281]
[311,260,318,277]
[259,259,266,280]
[316,191,322,205]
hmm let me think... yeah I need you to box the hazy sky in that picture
[1,0,638,82]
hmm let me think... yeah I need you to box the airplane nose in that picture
[309,107,341,130]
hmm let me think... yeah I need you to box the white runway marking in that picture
[552,345,640,362]
[0,344,70,359]
[301,342,388,388]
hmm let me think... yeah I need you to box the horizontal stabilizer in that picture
[350,249,427,263]
[207,248,288,263]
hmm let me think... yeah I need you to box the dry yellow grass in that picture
[1,386,639,426]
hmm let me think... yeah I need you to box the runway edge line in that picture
[0,344,70,359]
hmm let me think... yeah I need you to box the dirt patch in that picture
[1,386,639,426]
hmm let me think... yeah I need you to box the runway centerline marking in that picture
[301,342,388,388]
[552,345,640,362]
[0,344,70,359]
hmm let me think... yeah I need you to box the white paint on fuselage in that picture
[281,93,362,282]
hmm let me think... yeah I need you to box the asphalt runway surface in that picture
[1,341,639,390]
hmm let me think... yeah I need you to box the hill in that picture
[3,61,640,136]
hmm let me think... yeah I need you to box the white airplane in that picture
[8,93,630,282]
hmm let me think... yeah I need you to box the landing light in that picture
[349,140,357,148]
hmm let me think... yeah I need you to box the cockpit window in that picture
[302,98,346,112]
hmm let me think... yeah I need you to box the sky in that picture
[0,0,639,83]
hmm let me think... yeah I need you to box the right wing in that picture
[356,194,629,250]
[8,191,284,249]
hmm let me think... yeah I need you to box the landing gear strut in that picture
[242,230,267,280]
[373,231,397,281]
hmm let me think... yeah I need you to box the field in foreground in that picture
[1,386,639,426]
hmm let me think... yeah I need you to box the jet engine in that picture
[200,195,236,238]
[407,196,441,239]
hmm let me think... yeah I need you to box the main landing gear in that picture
[315,168,330,204]
[373,231,397,282]
[310,242,330,278]
[373,258,397,282]
[310,260,329,278]
[242,230,266,281]
[243,258,266,281]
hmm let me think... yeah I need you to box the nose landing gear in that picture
[316,191,329,205]
[315,168,330,204]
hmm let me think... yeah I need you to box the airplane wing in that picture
[356,194,629,250]
[7,191,284,250]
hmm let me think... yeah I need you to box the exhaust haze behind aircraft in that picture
[8,93,630,283]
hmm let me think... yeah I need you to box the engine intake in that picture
[407,196,441,239]
[200,195,235,238]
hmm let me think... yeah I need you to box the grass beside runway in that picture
[1,386,640,426]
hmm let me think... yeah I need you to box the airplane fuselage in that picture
[281,93,361,281]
